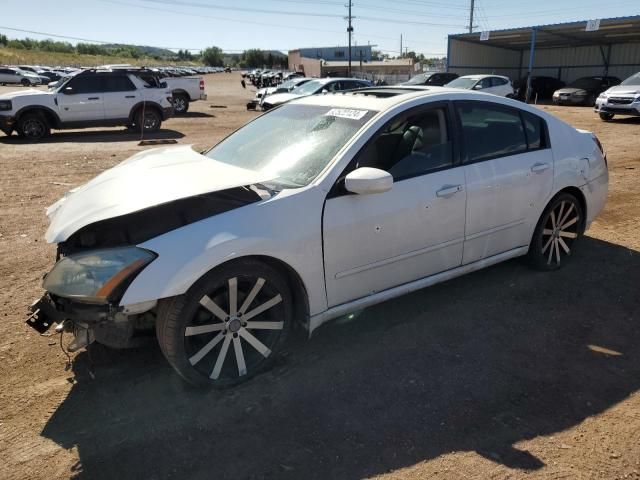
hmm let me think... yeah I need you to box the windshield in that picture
[404,73,432,85]
[54,75,74,91]
[275,79,297,93]
[205,104,377,187]
[569,77,600,89]
[621,73,640,86]
[446,77,478,89]
[290,80,324,96]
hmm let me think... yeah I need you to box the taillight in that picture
[592,134,607,167]
[199,79,205,90]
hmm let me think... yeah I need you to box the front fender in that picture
[120,187,328,316]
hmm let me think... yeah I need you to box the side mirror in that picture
[321,88,329,93]
[473,84,483,90]
[63,87,74,94]
[345,167,393,195]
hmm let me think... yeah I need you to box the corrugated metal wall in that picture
[449,37,640,83]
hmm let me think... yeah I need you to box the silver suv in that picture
[0,67,43,86]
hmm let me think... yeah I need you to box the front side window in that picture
[354,107,453,181]
[456,103,527,163]
[205,104,377,187]
[65,75,104,94]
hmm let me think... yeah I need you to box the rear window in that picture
[522,111,545,150]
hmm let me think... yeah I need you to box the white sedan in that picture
[446,74,515,97]
[28,86,608,387]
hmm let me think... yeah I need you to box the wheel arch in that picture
[172,89,189,99]
[15,106,61,128]
[555,186,587,233]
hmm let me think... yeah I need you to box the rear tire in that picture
[156,259,293,387]
[527,193,583,271]
[134,107,162,133]
[18,113,50,141]
[172,94,189,114]
[599,112,614,121]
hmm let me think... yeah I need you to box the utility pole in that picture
[347,0,353,77]
[400,34,403,58]
[469,0,475,33]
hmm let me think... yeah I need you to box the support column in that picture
[526,27,537,103]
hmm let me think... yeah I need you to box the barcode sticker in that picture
[325,108,368,120]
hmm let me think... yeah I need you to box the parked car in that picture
[401,72,459,87]
[594,72,640,121]
[552,76,621,106]
[247,77,313,110]
[261,77,372,110]
[0,68,174,140]
[0,67,43,86]
[514,76,565,101]
[445,74,514,97]
[26,87,608,387]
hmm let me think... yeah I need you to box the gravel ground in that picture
[0,74,639,480]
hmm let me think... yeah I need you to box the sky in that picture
[1,0,639,57]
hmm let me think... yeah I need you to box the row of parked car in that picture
[247,69,640,123]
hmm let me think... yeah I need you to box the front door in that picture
[56,74,105,123]
[455,101,554,264]
[323,104,467,307]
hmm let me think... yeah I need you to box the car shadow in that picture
[175,111,215,118]
[40,237,640,479]
[0,128,185,144]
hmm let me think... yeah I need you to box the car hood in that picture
[0,89,52,100]
[262,92,303,106]
[45,145,276,243]
[604,85,640,96]
[555,88,588,95]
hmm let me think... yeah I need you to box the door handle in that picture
[87,97,100,100]
[125,95,136,98]
[530,162,550,173]
[436,185,463,198]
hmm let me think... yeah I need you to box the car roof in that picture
[458,74,509,80]
[293,86,467,111]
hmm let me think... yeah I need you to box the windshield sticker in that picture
[325,108,368,120]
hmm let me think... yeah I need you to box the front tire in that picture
[18,113,50,140]
[156,259,292,387]
[527,193,583,271]
[21,78,30,87]
[599,112,614,121]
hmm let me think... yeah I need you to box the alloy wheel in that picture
[22,119,46,139]
[173,96,187,113]
[184,276,285,381]
[540,200,580,266]
[142,112,159,130]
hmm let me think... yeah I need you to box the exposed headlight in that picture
[43,247,156,304]
[0,100,12,111]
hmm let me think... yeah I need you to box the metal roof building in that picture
[446,15,640,92]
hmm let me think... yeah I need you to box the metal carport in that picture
[447,16,640,101]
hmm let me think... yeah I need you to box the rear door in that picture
[101,75,139,120]
[56,74,105,123]
[455,101,554,264]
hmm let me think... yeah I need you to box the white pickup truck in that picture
[163,76,207,114]
[0,68,174,140]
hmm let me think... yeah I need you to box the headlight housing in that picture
[43,247,156,304]
[0,100,12,111]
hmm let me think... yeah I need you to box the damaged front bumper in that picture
[27,294,155,350]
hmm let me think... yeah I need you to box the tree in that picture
[201,46,223,66]
[240,49,266,68]
[0,34,8,46]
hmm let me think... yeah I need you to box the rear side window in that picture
[103,75,136,92]
[522,111,545,150]
[456,103,527,163]
[491,77,508,86]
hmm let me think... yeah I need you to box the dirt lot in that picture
[0,73,639,480]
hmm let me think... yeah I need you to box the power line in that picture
[137,0,343,18]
